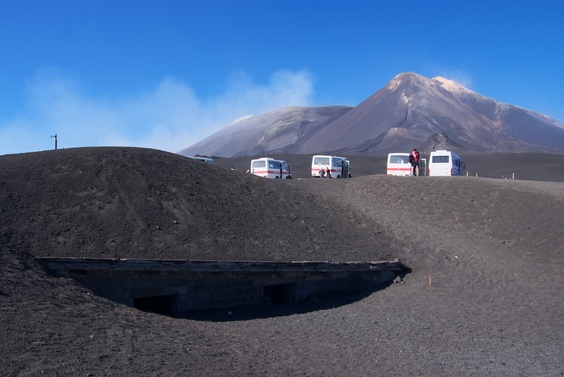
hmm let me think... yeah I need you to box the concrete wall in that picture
[37,259,405,315]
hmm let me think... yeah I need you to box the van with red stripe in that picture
[250,157,292,179]
[311,155,351,178]
[387,153,412,176]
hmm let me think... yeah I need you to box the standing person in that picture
[325,167,332,178]
[410,148,421,176]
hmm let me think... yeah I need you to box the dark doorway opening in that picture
[134,295,177,315]
[263,283,297,305]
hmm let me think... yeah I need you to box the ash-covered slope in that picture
[179,106,351,157]
[0,147,392,262]
[295,72,564,154]
[179,72,564,156]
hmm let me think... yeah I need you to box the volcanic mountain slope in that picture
[179,106,351,158]
[180,72,564,157]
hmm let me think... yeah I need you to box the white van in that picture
[250,157,292,179]
[311,155,351,178]
[386,153,412,176]
[428,150,465,176]
[386,153,427,176]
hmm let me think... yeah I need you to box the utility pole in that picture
[51,134,58,150]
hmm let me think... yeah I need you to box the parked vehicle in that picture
[311,155,351,178]
[187,156,214,164]
[250,157,292,179]
[386,153,427,176]
[386,153,412,176]
[428,150,465,176]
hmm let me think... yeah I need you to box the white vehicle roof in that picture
[430,150,461,157]
[313,154,347,159]
[252,157,284,161]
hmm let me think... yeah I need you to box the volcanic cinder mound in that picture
[0,147,393,262]
[1,147,563,376]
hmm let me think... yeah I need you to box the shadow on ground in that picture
[180,283,395,322]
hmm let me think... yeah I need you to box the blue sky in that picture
[1,0,563,155]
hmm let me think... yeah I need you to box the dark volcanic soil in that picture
[0,147,392,262]
[1,147,563,376]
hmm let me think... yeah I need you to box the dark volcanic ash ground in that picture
[1,147,563,376]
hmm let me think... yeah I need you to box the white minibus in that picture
[428,150,465,176]
[311,155,351,178]
[250,157,292,179]
[386,153,412,176]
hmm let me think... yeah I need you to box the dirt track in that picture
[1,147,563,376]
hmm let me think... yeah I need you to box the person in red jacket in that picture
[410,148,421,176]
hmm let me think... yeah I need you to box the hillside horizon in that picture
[180,72,564,158]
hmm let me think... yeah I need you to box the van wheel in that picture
[275,176,280,179]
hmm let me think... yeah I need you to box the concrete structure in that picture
[36,258,408,315]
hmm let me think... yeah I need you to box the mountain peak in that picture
[387,72,428,91]
[179,72,564,156]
